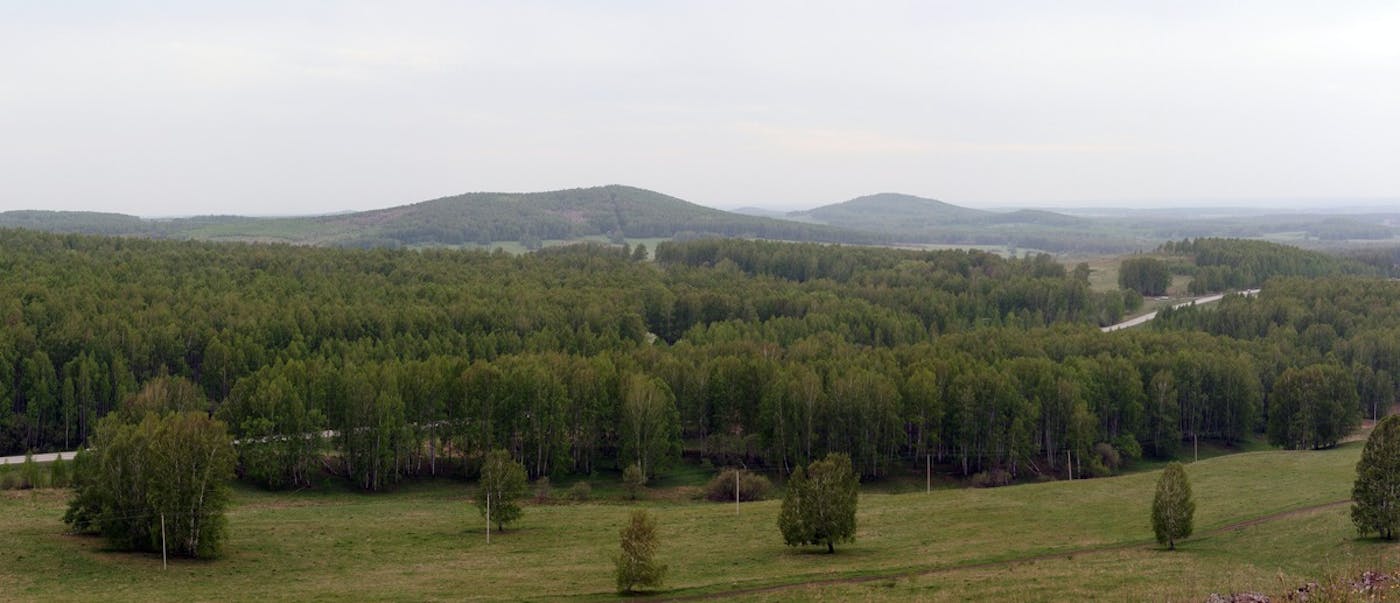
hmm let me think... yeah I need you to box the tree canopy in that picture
[0,229,1391,492]
[779,453,859,553]
[64,378,235,558]
[1151,461,1194,550]
[477,449,528,532]
[1352,415,1400,540]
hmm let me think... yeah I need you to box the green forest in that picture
[1,230,1395,492]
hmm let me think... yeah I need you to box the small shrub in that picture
[1085,456,1113,478]
[1112,435,1142,463]
[567,481,592,502]
[49,456,70,488]
[1094,442,1122,471]
[622,463,647,500]
[970,468,1012,488]
[0,469,18,490]
[20,452,41,489]
[615,509,666,593]
[703,468,772,502]
[533,476,552,503]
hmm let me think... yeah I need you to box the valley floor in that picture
[3,443,1397,601]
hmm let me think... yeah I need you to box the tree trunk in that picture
[826,540,834,554]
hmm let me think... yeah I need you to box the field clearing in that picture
[2,443,1391,601]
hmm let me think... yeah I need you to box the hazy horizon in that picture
[18,188,1398,221]
[4,1,1398,216]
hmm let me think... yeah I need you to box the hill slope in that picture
[789,193,1125,252]
[0,185,881,248]
[790,193,991,228]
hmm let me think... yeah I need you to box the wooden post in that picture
[926,454,931,493]
[1194,433,1199,463]
[485,492,491,544]
[1067,450,1073,480]
[735,468,740,516]
[161,513,168,570]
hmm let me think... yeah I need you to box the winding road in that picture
[1101,289,1259,333]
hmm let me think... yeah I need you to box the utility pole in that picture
[161,513,168,570]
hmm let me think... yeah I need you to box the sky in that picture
[2,1,1398,216]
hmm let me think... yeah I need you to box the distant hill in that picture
[6,187,1391,255]
[0,185,882,248]
[730,206,789,219]
[0,210,158,236]
[784,193,1125,252]
[791,193,993,229]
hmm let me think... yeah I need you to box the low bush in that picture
[622,464,646,500]
[1095,442,1122,471]
[533,476,552,503]
[0,468,19,490]
[970,468,1012,488]
[703,468,773,502]
[566,480,592,502]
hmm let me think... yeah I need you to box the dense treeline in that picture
[1159,238,1378,294]
[1155,276,1400,427]
[1119,256,1171,296]
[0,229,1390,490]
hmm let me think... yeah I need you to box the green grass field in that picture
[4,442,1395,601]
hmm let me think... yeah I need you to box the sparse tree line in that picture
[0,229,1392,495]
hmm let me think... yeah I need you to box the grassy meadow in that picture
[3,442,1396,601]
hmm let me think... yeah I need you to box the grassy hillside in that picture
[0,186,881,248]
[2,443,1387,601]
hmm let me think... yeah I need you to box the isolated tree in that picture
[1352,415,1400,540]
[476,449,527,532]
[778,452,859,553]
[1152,461,1195,550]
[615,509,666,593]
[622,462,647,500]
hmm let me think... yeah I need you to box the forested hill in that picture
[312,185,879,248]
[781,193,1134,253]
[747,193,1398,253]
[0,185,881,248]
[791,193,996,226]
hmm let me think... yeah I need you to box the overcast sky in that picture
[3,1,1398,215]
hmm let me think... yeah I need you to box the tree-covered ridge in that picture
[0,186,882,248]
[322,185,879,248]
[785,193,1133,254]
[1160,238,1380,293]
[1154,276,1400,424]
[0,229,1390,493]
[0,210,158,236]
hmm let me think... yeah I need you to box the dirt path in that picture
[658,498,1351,601]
